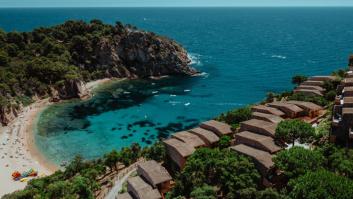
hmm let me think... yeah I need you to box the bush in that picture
[217,106,252,128]
[292,75,307,86]
[288,92,328,106]
[275,119,315,146]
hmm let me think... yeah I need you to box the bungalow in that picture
[343,87,353,97]
[251,112,284,124]
[267,102,304,118]
[293,89,323,97]
[251,105,285,117]
[343,97,353,108]
[300,80,324,87]
[308,76,336,82]
[342,78,353,87]
[188,127,220,147]
[163,138,195,169]
[171,131,206,148]
[235,131,282,154]
[239,119,277,138]
[199,120,233,137]
[295,85,325,93]
[342,107,353,122]
[137,160,172,194]
[127,176,162,199]
[230,144,274,176]
[287,100,323,118]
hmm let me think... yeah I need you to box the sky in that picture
[1,0,353,7]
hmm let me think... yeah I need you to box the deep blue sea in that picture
[1,8,353,165]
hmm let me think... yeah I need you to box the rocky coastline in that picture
[0,21,197,126]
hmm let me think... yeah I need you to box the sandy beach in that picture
[0,78,114,197]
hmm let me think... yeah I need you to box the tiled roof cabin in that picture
[287,100,323,118]
[239,119,277,138]
[251,105,285,117]
[251,112,284,124]
[199,120,233,137]
[343,97,353,108]
[188,127,220,146]
[171,131,206,148]
[230,144,274,176]
[234,131,282,154]
[342,87,353,97]
[308,76,336,81]
[267,102,304,118]
[127,176,162,199]
[163,138,195,169]
[137,160,172,194]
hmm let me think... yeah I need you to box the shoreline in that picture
[0,78,116,197]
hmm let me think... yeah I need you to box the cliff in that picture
[0,20,197,126]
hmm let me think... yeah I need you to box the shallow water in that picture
[1,7,353,164]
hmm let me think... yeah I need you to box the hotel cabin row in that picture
[117,75,330,199]
[162,88,326,186]
[332,64,353,146]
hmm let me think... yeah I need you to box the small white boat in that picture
[184,102,191,106]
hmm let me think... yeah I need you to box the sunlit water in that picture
[1,8,353,164]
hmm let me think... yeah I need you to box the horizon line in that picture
[1,6,353,8]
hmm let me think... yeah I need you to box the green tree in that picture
[171,148,260,198]
[288,170,353,199]
[142,141,166,162]
[217,106,252,128]
[273,146,325,178]
[190,185,217,199]
[218,135,231,149]
[104,150,120,172]
[0,50,9,66]
[292,75,307,86]
[275,119,315,146]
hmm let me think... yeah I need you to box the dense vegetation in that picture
[0,20,116,107]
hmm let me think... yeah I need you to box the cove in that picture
[3,7,353,164]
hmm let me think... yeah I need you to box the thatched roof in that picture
[240,119,277,137]
[137,160,172,186]
[127,176,162,199]
[287,100,323,112]
[251,112,284,124]
[235,131,282,154]
[172,131,206,148]
[268,102,303,114]
[200,120,232,136]
[230,144,274,175]
[251,105,285,117]
[189,127,220,145]
[163,138,195,158]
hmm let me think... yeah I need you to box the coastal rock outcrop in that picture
[0,20,197,126]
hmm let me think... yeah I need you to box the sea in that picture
[1,7,353,165]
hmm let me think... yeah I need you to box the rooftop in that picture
[296,85,325,92]
[251,105,285,117]
[235,131,282,153]
[251,112,284,124]
[287,100,323,112]
[199,120,232,136]
[127,176,162,199]
[268,102,304,114]
[342,107,353,116]
[294,89,324,96]
[188,127,220,144]
[137,160,172,186]
[172,131,206,148]
[240,119,277,137]
[163,138,195,157]
[301,80,324,86]
[308,76,336,81]
[230,144,274,175]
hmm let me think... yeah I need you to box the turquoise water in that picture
[1,8,353,164]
